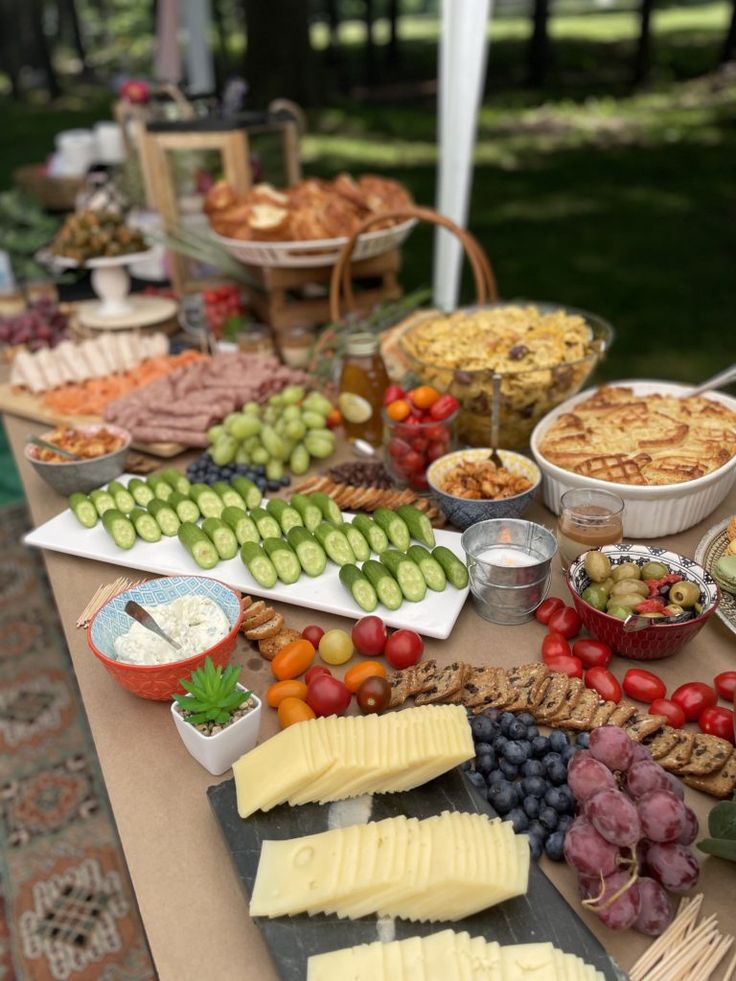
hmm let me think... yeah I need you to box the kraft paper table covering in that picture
[5,412,736,981]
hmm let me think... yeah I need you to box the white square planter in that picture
[171,684,262,775]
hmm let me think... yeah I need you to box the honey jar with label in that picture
[338,332,390,447]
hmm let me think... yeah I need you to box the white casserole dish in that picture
[530,379,736,538]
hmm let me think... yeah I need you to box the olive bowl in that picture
[566,544,719,660]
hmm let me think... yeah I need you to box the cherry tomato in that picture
[386,399,411,422]
[306,674,352,717]
[622,668,667,704]
[572,638,612,669]
[351,615,388,656]
[428,393,459,421]
[409,385,440,410]
[301,624,325,647]
[545,654,583,678]
[649,698,686,729]
[344,660,387,693]
[671,682,716,722]
[277,697,316,728]
[585,666,622,703]
[356,676,391,715]
[271,639,316,680]
[384,629,424,669]
[698,706,735,744]
[325,407,342,429]
[266,679,308,708]
[383,383,406,406]
[305,665,332,686]
[547,606,583,640]
[318,629,354,666]
[541,632,571,662]
[714,671,736,702]
[535,597,565,625]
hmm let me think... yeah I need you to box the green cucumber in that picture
[310,491,343,527]
[101,508,136,549]
[90,488,115,517]
[201,517,239,560]
[263,538,301,584]
[221,507,260,546]
[432,545,469,589]
[69,492,97,528]
[379,548,426,602]
[339,564,378,612]
[129,507,162,543]
[178,522,219,570]
[189,483,224,519]
[147,498,181,536]
[289,493,322,532]
[314,522,355,566]
[407,544,447,592]
[213,481,246,510]
[127,477,155,507]
[344,523,371,562]
[352,513,389,554]
[249,507,281,540]
[169,491,200,524]
[362,560,403,610]
[286,527,327,577]
[396,504,436,548]
[373,507,410,551]
[161,468,190,495]
[266,498,303,534]
[240,541,278,588]
[147,472,174,501]
[106,480,135,514]
[231,476,262,510]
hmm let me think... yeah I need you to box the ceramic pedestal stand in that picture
[77,251,177,330]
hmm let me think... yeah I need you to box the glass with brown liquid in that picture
[557,488,625,572]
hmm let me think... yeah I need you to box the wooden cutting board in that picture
[0,382,186,459]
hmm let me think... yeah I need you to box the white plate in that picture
[694,517,736,638]
[24,475,469,640]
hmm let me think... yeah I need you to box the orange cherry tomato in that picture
[409,385,440,410]
[344,660,387,693]
[271,639,316,680]
[386,399,411,422]
[277,696,316,728]
[266,679,309,708]
[326,407,342,429]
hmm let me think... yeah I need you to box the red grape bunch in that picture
[564,725,699,936]
[0,298,68,351]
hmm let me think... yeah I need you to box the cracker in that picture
[388,660,437,708]
[240,595,254,611]
[607,701,639,727]
[461,666,506,709]
[446,664,476,704]
[643,726,682,760]
[683,752,736,799]
[677,735,733,777]
[547,678,585,725]
[245,612,284,641]
[535,674,571,722]
[656,730,696,772]
[589,699,618,729]
[503,664,550,713]
[563,689,601,730]
[415,661,468,706]
[258,627,302,661]
[623,713,667,744]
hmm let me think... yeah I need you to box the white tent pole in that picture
[155,0,182,83]
[433,0,492,311]
[182,0,215,94]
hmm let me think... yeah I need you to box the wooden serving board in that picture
[0,382,187,459]
[207,769,624,981]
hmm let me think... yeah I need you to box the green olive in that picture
[664,604,685,617]
[694,601,703,615]
[610,579,648,598]
[584,551,612,583]
[606,593,643,610]
[612,562,642,583]
[641,561,669,581]
[607,605,630,619]
[582,584,609,611]
[668,581,700,608]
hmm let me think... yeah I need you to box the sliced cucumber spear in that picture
[344,523,371,562]
[127,477,155,508]
[161,468,191,496]
[178,522,219,570]
[189,483,224,519]
[169,491,200,524]
[147,498,181,536]
[249,507,281,540]
[314,522,356,566]
[106,480,135,514]
[89,488,115,517]
[212,481,246,511]
[263,538,301,584]
[221,507,260,546]
[289,494,322,533]
[352,513,389,554]
[396,504,436,548]
[101,508,136,550]
[286,527,327,577]
[68,492,98,528]
[407,544,447,591]
[310,491,343,527]
[361,560,403,610]
[231,476,262,510]
[379,548,427,602]
[147,472,174,501]
[129,507,162,543]
[340,564,378,612]
[240,541,278,588]
[432,545,469,589]
[373,507,410,551]
[266,498,304,535]
[201,517,239,560]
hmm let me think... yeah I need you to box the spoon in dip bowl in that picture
[124,600,181,649]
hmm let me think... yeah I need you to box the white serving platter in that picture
[24,475,469,639]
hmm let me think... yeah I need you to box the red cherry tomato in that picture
[383,383,406,406]
[384,629,424,670]
[649,698,686,728]
[325,407,341,429]
[698,706,735,744]
[541,632,571,662]
[535,597,565,625]
[305,674,352,717]
[714,671,736,702]
[572,638,612,669]
[622,668,667,704]
[304,665,332,686]
[351,615,388,656]
[585,667,622,703]
[356,676,391,715]
[301,624,325,648]
[671,682,717,722]
[428,393,459,421]
[545,654,583,678]
[547,606,583,640]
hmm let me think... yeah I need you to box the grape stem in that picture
[581,850,639,912]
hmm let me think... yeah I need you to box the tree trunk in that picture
[61,0,91,76]
[242,0,315,104]
[387,0,400,68]
[31,0,62,96]
[722,0,736,64]
[212,0,229,84]
[528,0,550,87]
[633,0,654,85]
[364,0,376,85]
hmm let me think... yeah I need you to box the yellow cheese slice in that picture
[421,929,466,981]
[500,942,557,978]
[399,934,426,981]
[335,815,411,919]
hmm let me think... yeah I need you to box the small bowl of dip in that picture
[88,576,245,700]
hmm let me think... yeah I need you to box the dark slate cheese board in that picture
[207,769,624,980]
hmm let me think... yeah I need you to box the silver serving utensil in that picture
[623,612,693,632]
[124,600,180,649]
[489,373,504,469]
[29,435,80,460]
[686,364,736,397]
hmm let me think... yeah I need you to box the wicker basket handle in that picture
[328,205,498,323]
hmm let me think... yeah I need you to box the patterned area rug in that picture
[0,504,155,980]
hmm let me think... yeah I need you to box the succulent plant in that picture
[173,657,249,725]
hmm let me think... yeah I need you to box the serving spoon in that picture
[685,364,736,397]
[623,611,694,632]
[28,435,80,460]
[124,600,181,649]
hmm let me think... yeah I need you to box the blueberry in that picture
[522,776,547,798]
[517,712,535,727]
[545,787,563,811]
[549,730,569,753]
[555,785,575,813]
[502,741,528,766]
[465,770,486,791]
[280,475,291,486]
[561,744,578,765]
[528,834,544,861]
[487,781,517,815]
[539,806,559,831]
[526,725,539,740]
[521,759,545,779]
[542,752,562,771]
[499,759,519,780]
[576,732,590,748]
[528,819,546,840]
[267,479,281,491]
[256,478,267,490]
[547,761,568,786]
[471,716,495,743]
[544,830,566,861]
[486,769,506,788]
[492,735,508,755]
[523,795,541,820]
[476,753,496,776]
[499,712,516,735]
[557,814,573,834]
[531,736,550,758]
[481,707,501,722]
[459,759,472,772]
[474,741,494,757]
[507,719,528,741]
[508,807,529,833]
[254,465,266,475]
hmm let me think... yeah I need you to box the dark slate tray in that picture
[207,770,625,981]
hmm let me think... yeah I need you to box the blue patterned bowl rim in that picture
[427,448,542,502]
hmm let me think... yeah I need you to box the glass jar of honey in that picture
[338,332,390,447]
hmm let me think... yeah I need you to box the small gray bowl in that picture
[426,448,542,531]
[25,424,132,495]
